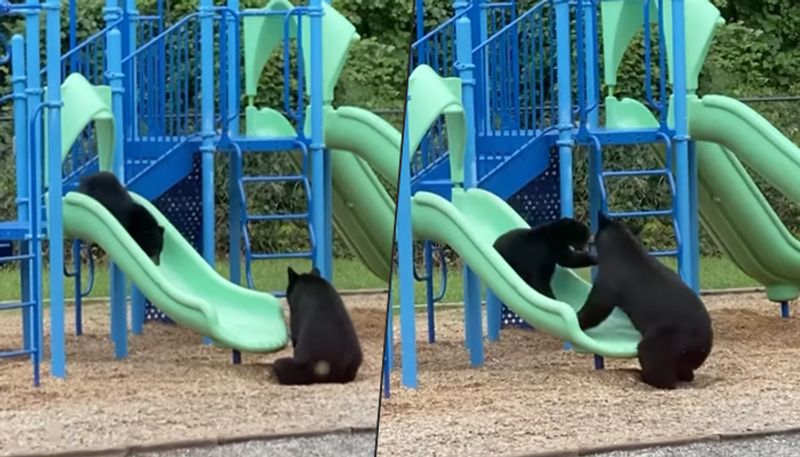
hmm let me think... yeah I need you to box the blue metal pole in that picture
[688,140,699,292]
[424,241,436,343]
[24,0,44,369]
[455,13,483,367]
[125,0,139,141]
[486,288,500,342]
[227,0,241,287]
[584,0,602,362]
[308,0,329,279]
[397,94,417,389]
[106,27,129,360]
[555,0,575,353]
[383,289,394,398]
[555,0,574,219]
[323,148,333,281]
[671,0,693,289]
[199,0,215,266]
[199,0,216,347]
[45,0,66,378]
[12,35,32,352]
[72,241,83,336]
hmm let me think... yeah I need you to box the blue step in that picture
[602,169,671,178]
[0,301,35,311]
[0,348,37,359]
[252,252,312,260]
[607,209,673,219]
[0,221,31,240]
[583,127,664,146]
[247,213,309,222]
[242,175,305,184]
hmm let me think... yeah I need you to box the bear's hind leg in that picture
[637,333,679,390]
[272,357,315,385]
[676,363,695,382]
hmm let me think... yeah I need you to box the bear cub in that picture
[77,171,165,265]
[493,217,597,299]
[273,267,363,385]
[576,212,713,389]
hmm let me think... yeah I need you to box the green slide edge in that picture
[607,95,800,302]
[62,191,289,352]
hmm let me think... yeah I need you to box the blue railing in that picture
[474,0,557,137]
[123,13,203,141]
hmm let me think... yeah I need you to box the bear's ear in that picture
[287,267,299,285]
[158,225,164,234]
[310,267,321,277]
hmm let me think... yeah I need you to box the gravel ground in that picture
[589,434,800,457]
[377,293,800,457]
[134,430,377,457]
[0,293,386,456]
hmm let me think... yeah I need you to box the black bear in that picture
[77,171,165,265]
[576,212,713,389]
[493,217,597,299]
[273,267,363,385]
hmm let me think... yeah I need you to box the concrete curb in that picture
[4,426,377,457]
[504,427,800,457]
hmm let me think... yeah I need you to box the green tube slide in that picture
[607,95,800,302]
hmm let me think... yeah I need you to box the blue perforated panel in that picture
[501,148,560,329]
[144,155,203,324]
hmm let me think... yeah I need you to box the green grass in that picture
[390,256,761,309]
[0,257,388,302]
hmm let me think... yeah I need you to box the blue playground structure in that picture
[0,0,399,386]
[390,0,800,395]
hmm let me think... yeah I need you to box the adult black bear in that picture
[576,212,713,389]
[493,217,597,299]
[77,171,165,265]
[273,267,363,385]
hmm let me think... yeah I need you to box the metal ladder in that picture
[231,142,315,293]
[591,134,681,259]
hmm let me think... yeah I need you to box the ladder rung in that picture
[242,175,305,184]
[608,209,673,219]
[651,249,679,257]
[247,213,309,222]
[0,348,37,358]
[252,251,313,260]
[602,169,671,178]
[0,301,35,311]
[0,253,35,262]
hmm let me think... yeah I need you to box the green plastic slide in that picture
[62,192,289,352]
[607,95,800,302]
[413,189,642,357]
[57,73,288,353]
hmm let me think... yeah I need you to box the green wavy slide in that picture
[57,74,289,353]
[607,94,800,303]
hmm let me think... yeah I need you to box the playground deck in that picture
[378,292,800,457]
[0,293,386,455]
